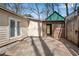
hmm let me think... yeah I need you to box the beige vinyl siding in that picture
[20,19,28,38]
[0,26,9,42]
[0,8,28,54]
[0,14,9,44]
[0,8,28,46]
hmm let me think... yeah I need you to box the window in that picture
[9,19,21,37]
[10,20,15,37]
[17,21,20,36]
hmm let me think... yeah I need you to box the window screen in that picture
[10,20,15,37]
[17,21,20,36]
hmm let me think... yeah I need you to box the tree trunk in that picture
[38,14,41,37]
[65,3,69,16]
[74,3,77,12]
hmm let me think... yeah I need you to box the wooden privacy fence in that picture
[65,11,79,46]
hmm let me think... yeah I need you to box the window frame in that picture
[9,17,22,38]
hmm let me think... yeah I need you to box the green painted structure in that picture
[46,11,64,21]
[42,11,65,38]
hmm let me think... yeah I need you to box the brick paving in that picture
[3,36,79,56]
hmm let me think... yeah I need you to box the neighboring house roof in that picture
[46,11,64,21]
[27,17,45,22]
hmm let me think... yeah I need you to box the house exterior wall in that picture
[0,9,28,47]
[42,21,65,39]
[65,11,79,46]
[27,20,43,36]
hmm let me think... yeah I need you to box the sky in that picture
[22,3,78,20]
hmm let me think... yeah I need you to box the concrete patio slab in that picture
[3,36,79,56]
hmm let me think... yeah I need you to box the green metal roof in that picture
[46,11,64,21]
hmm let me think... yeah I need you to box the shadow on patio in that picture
[0,53,10,56]
[58,38,79,56]
[30,36,41,56]
[30,36,53,56]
